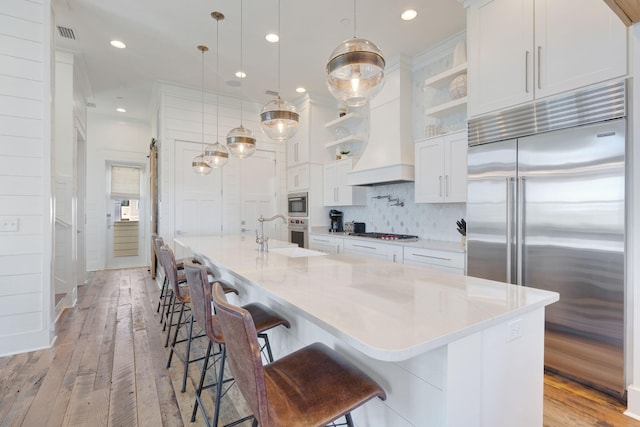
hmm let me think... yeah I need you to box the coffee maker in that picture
[329,209,344,232]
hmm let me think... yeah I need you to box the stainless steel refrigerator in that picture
[467,82,627,397]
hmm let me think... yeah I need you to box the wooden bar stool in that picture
[160,246,238,393]
[184,261,291,427]
[212,282,387,427]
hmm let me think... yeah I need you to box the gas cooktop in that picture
[350,232,419,241]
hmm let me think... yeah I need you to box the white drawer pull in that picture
[353,244,376,250]
[412,253,450,261]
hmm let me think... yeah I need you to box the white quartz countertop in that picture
[176,235,558,362]
[309,227,466,253]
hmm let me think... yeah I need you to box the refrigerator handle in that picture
[517,177,526,286]
[506,177,515,283]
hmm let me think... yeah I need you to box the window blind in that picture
[111,165,141,199]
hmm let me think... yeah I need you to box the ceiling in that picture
[53,0,466,122]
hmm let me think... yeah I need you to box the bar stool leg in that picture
[345,413,355,427]
[212,345,226,427]
[166,300,186,362]
[180,314,195,393]
[192,340,213,424]
[156,276,167,313]
[164,294,178,347]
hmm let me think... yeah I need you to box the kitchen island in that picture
[174,235,558,427]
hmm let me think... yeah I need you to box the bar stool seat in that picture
[184,261,290,427]
[212,282,386,427]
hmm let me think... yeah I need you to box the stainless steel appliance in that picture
[350,232,418,242]
[287,192,308,217]
[467,81,626,397]
[288,217,308,248]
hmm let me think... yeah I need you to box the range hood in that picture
[347,58,415,186]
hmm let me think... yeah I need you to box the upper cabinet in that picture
[323,159,367,207]
[415,130,467,203]
[467,0,627,118]
[287,96,334,167]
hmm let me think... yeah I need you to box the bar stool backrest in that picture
[212,283,271,426]
[159,245,186,302]
[184,261,224,343]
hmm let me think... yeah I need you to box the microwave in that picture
[288,192,308,217]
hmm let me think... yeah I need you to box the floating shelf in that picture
[424,97,467,118]
[325,135,364,149]
[423,63,468,90]
[325,112,363,129]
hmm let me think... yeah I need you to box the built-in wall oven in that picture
[288,217,308,248]
[287,192,308,217]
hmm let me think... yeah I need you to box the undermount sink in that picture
[269,247,327,257]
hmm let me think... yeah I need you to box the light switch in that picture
[0,218,19,232]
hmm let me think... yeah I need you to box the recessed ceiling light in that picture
[295,87,306,93]
[265,33,279,43]
[235,70,247,79]
[110,40,126,49]
[401,9,418,21]
[116,107,126,113]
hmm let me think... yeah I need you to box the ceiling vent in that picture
[264,90,279,97]
[87,102,97,108]
[57,26,76,40]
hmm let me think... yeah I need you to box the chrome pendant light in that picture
[326,0,385,107]
[260,0,299,142]
[192,45,213,175]
[204,12,229,168]
[227,0,256,158]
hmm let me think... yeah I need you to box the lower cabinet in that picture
[403,247,465,274]
[343,239,403,263]
[309,235,344,254]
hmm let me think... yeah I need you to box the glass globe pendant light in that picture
[326,0,385,107]
[203,12,229,168]
[227,0,256,159]
[192,45,213,175]
[259,0,299,142]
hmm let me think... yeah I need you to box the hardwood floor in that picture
[0,267,638,426]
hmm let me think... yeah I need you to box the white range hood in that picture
[347,57,415,186]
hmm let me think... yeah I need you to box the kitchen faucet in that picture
[256,214,286,251]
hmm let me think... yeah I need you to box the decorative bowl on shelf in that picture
[449,74,467,100]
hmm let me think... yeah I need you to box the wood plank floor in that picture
[0,267,638,427]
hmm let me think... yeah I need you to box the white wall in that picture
[0,0,55,356]
[85,112,150,271]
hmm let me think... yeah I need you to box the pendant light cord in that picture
[277,0,281,98]
[240,0,244,125]
[353,0,357,38]
[216,18,220,142]
[201,48,205,156]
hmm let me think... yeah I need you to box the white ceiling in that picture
[53,0,466,121]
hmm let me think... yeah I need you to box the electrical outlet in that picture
[0,218,19,232]
[507,318,523,342]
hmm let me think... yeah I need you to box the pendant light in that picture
[259,0,299,142]
[203,12,229,168]
[227,0,256,159]
[326,0,385,107]
[192,45,213,175]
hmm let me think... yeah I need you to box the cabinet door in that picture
[343,239,400,262]
[309,235,343,254]
[468,0,534,118]
[534,0,626,99]
[287,164,309,192]
[444,132,468,203]
[336,159,354,205]
[287,139,301,166]
[415,138,445,203]
[323,163,338,206]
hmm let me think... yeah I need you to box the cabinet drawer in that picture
[309,235,343,254]
[403,247,465,273]
[343,239,403,263]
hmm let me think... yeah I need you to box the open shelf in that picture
[423,62,468,90]
[325,135,365,149]
[325,112,363,129]
[424,96,467,118]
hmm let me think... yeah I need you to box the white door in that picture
[75,129,86,285]
[174,140,223,238]
[239,151,278,238]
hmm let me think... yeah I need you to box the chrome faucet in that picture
[256,214,287,251]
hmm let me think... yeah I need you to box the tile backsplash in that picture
[338,182,466,242]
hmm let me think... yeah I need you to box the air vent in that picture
[265,90,279,97]
[87,102,96,108]
[57,26,76,40]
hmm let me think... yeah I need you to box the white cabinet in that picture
[323,159,367,206]
[467,0,627,118]
[403,247,465,274]
[343,239,403,263]
[309,234,344,254]
[287,164,309,192]
[415,130,467,203]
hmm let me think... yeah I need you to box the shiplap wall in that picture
[0,0,54,356]
[155,83,288,244]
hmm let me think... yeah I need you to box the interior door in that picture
[174,140,223,237]
[75,129,86,285]
[466,139,517,283]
